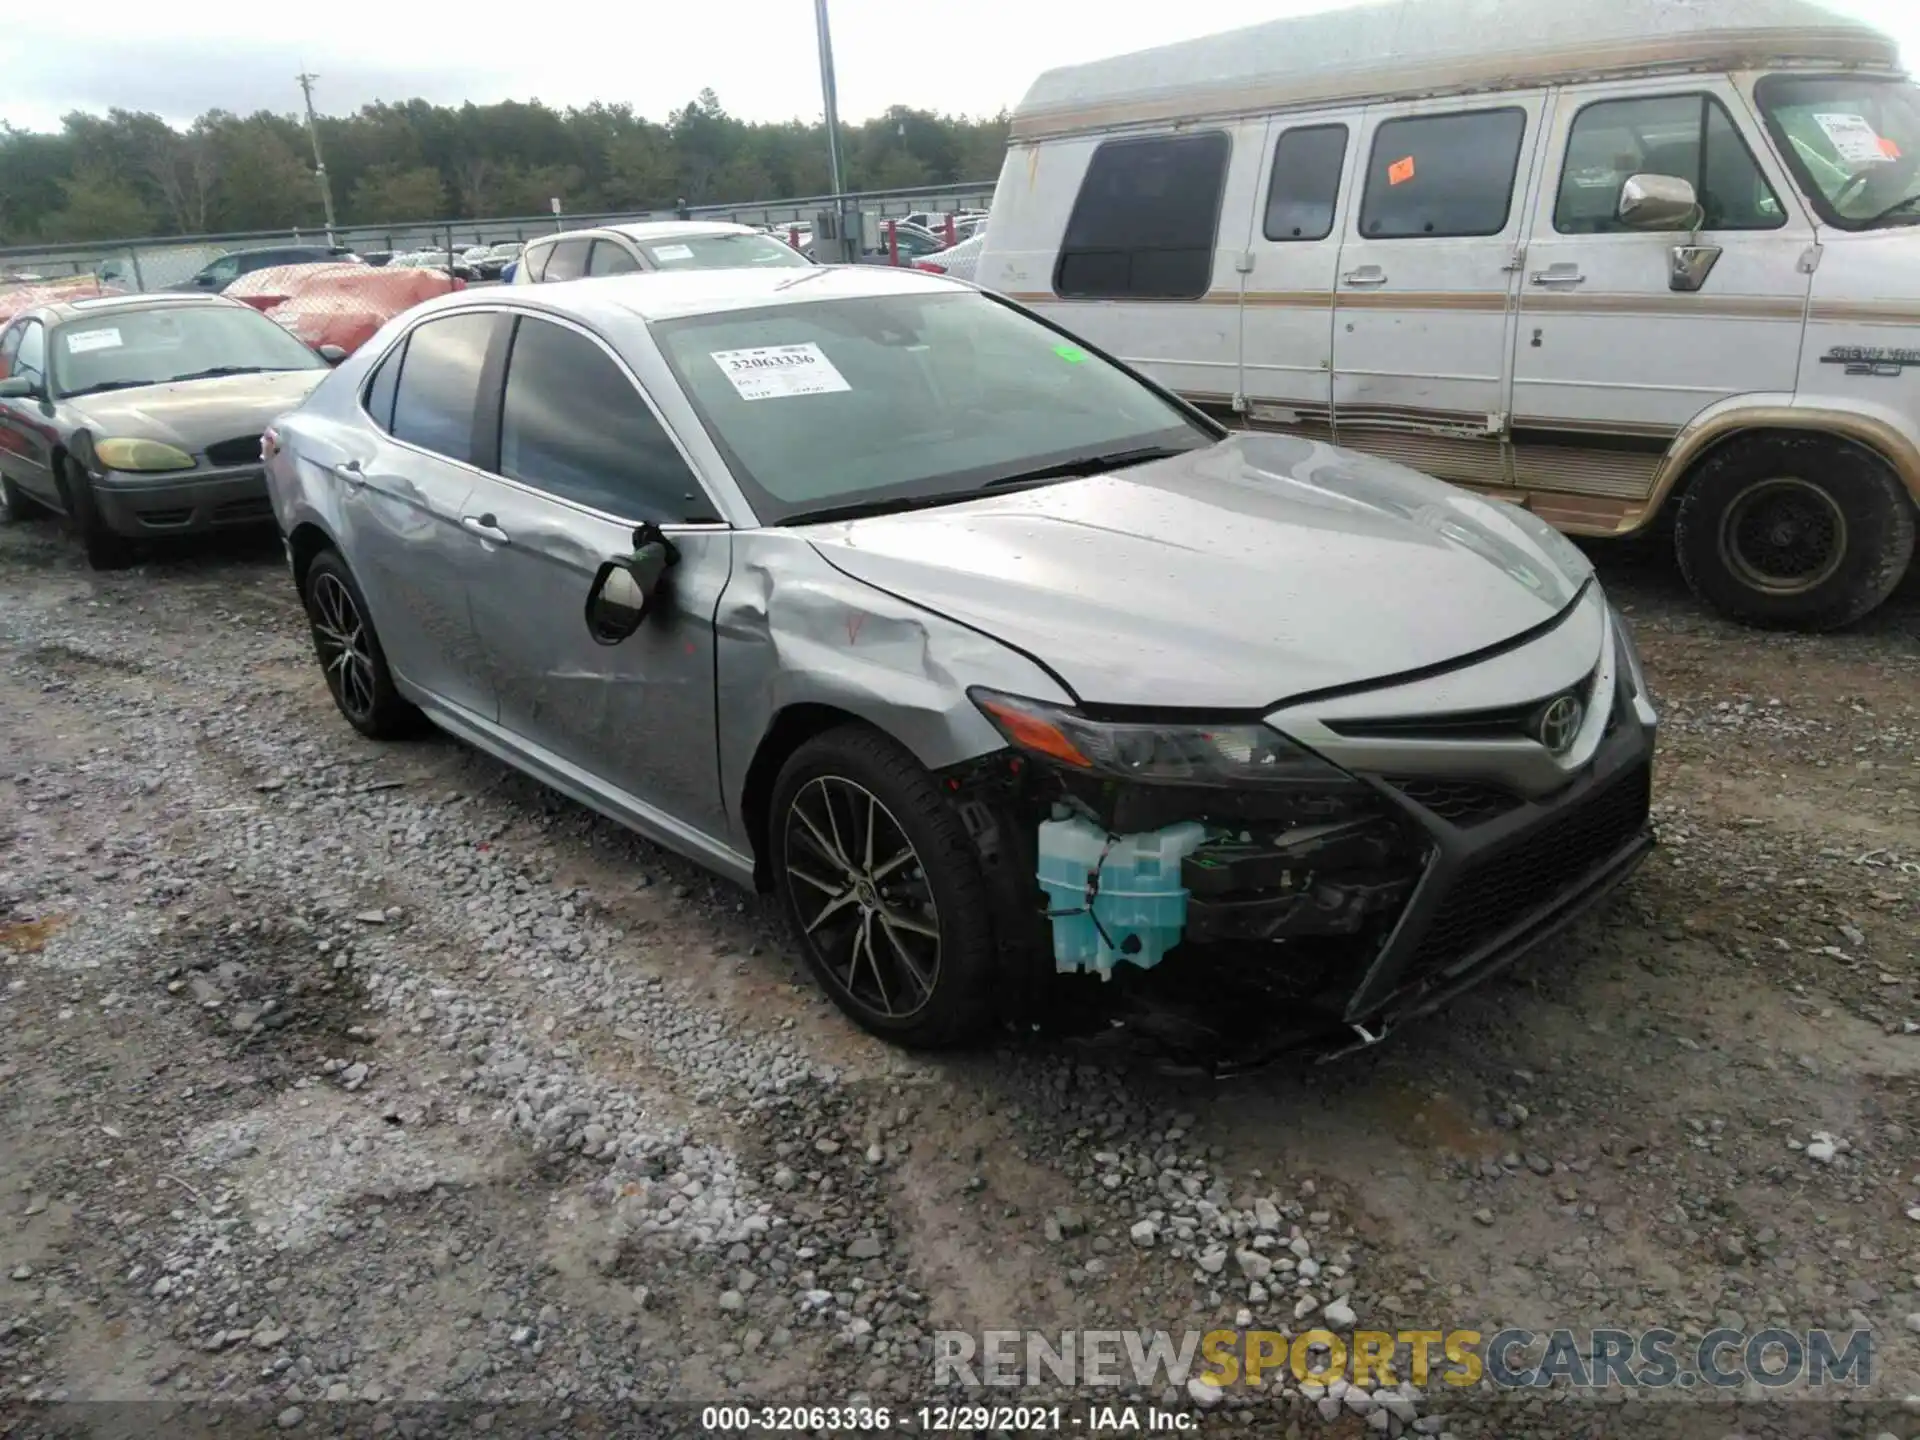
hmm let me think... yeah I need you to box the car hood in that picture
[804,433,1595,710]
[67,371,327,455]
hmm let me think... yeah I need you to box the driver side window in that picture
[13,323,47,389]
[1554,92,1785,234]
[0,322,22,380]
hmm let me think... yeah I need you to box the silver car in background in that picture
[263,267,1656,1057]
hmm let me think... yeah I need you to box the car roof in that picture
[1010,0,1899,142]
[461,264,970,324]
[539,220,762,246]
[40,292,242,324]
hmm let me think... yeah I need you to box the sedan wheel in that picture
[302,550,420,739]
[770,726,996,1047]
[784,775,941,1019]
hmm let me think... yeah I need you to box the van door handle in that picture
[331,460,365,487]
[1530,266,1586,286]
[460,514,511,545]
[1342,267,1388,286]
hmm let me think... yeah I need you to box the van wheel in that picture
[769,726,997,1049]
[302,549,420,739]
[1674,434,1915,631]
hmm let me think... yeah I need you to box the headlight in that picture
[94,438,196,473]
[970,688,1359,790]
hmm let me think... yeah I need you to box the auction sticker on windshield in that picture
[711,343,850,401]
[651,244,695,263]
[64,328,123,354]
[1813,113,1894,166]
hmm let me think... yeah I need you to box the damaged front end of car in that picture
[938,602,1658,1073]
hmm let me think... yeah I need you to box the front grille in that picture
[1401,761,1652,976]
[1385,775,1521,827]
[205,435,263,467]
[212,496,273,522]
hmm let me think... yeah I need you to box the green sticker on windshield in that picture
[1052,343,1086,364]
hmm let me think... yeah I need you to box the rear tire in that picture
[301,549,421,740]
[1674,434,1915,631]
[769,726,997,1048]
[57,462,137,570]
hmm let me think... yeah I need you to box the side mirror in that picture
[583,524,681,644]
[1618,173,1701,230]
[0,376,35,400]
[318,344,348,365]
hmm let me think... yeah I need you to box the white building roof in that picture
[1008,0,1901,142]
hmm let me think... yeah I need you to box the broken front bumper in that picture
[1342,696,1654,1037]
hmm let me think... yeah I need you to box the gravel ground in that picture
[0,514,1916,1439]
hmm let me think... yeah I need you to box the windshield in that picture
[637,232,811,270]
[651,290,1213,524]
[1756,73,1920,228]
[52,304,326,397]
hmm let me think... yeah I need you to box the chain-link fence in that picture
[0,181,997,294]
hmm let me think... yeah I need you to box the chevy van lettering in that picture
[1821,345,1920,375]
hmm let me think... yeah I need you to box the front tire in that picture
[770,726,997,1048]
[1674,434,1915,631]
[58,462,136,570]
[301,549,420,739]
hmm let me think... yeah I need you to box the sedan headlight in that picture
[94,438,196,473]
[970,688,1358,790]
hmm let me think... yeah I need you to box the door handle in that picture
[1342,268,1388,286]
[460,514,511,545]
[1529,268,1586,286]
[331,460,365,487]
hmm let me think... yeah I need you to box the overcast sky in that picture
[5,0,1917,134]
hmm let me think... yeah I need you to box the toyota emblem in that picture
[1532,694,1585,754]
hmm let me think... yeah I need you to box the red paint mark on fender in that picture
[846,612,866,644]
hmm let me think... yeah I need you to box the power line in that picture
[295,70,339,245]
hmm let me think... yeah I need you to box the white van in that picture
[979,0,1920,630]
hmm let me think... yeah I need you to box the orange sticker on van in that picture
[1388,155,1416,185]
[1880,136,1902,159]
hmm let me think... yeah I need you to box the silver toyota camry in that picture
[263,266,1657,1058]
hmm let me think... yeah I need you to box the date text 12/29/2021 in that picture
[699,1404,1200,1432]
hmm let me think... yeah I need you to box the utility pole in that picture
[296,70,340,246]
[813,0,853,263]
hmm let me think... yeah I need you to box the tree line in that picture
[0,91,1011,247]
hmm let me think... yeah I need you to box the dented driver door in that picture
[457,313,737,851]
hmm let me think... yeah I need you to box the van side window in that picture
[1264,125,1348,241]
[1359,109,1527,238]
[1055,131,1231,299]
[1555,94,1785,234]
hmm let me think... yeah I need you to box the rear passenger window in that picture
[542,239,592,283]
[587,240,641,277]
[1055,131,1231,299]
[363,340,405,431]
[1556,94,1784,233]
[389,313,497,464]
[498,317,699,522]
[1264,125,1348,241]
[1360,109,1528,238]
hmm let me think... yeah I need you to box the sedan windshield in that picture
[637,232,811,270]
[651,290,1213,524]
[1757,74,1920,228]
[53,304,325,398]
